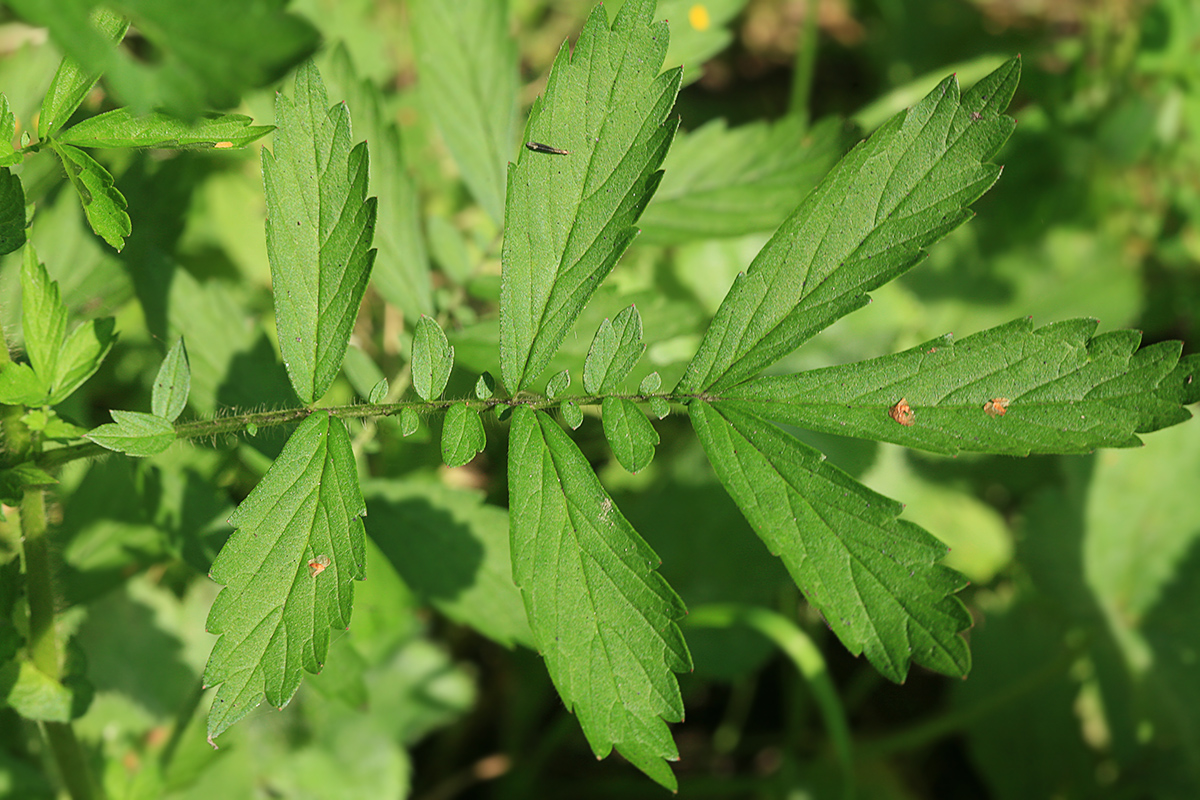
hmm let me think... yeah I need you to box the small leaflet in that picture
[561,399,584,430]
[524,141,570,155]
[601,396,658,473]
[412,315,454,401]
[983,397,1009,417]
[475,371,496,400]
[546,369,570,400]
[649,397,670,420]
[888,398,915,427]
[151,338,191,422]
[639,371,662,394]
[441,402,486,468]
[583,306,645,394]
[308,554,331,577]
[368,377,389,405]
[400,407,419,436]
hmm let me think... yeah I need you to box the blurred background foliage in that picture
[0,0,1198,798]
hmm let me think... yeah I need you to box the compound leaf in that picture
[411,0,516,224]
[601,396,658,473]
[690,401,971,682]
[411,315,454,401]
[12,0,318,118]
[51,142,131,251]
[677,56,1020,395]
[204,411,367,743]
[151,337,190,422]
[500,0,681,392]
[583,305,645,394]
[58,109,273,150]
[264,60,377,405]
[640,115,848,244]
[722,317,1191,456]
[85,410,175,457]
[508,407,690,789]
[38,7,128,139]
[441,403,486,468]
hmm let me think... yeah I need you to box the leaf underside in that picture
[500,0,682,392]
[508,407,691,789]
[204,411,366,743]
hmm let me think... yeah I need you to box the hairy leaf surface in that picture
[264,60,377,405]
[721,317,1191,456]
[678,57,1020,394]
[601,396,659,473]
[508,407,691,788]
[86,410,175,457]
[442,403,486,468]
[204,411,366,742]
[690,401,972,682]
[58,109,272,150]
[500,0,681,392]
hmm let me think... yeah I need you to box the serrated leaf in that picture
[0,169,25,255]
[204,411,367,743]
[0,95,21,167]
[58,109,273,150]
[677,56,1021,395]
[411,315,454,401]
[583,305,646,394]
[602,396,658,473]
[561,399,583,429]
[38,7,129,139]
[13,0,318,119]
[151,337,190,422]
[48,317,116,406]
[324,45,432,320]
[639,371,662,394]
[475,372,495,400]
[0,363,45,405]
[441,403,486,468]
[400,407,419,436]
[508,407,690,789]
[264,60,378,405]
[368,377,389,405]
[500,0,682,392]
[86,410,175,457]
[50,142,131,251]
[410,0,516,223]
[545,368,570,400]
[20,246,67,386]
[690,401,971,682]
[640,116,848,244]
[722,317,1190,456]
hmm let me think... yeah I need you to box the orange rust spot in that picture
[889,398,914,426]
[984,397,1009,417]
[308,554,331,576]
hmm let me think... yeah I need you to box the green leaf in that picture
[324,44,432,320]
[12,0,318,119]
[50,142,132,251]
[640,116,848,245]
[57,109,273,150]
[20,246,67,386]
[677,56,1021,395]
[0,95,22,167]
[689,401,971,682]
[86,410,176,457]
[428,216,473,285]
[649,396,670,419]
[264,60,378,405]
[639,371,662,394]
[560,399,584,430]
[151,337,190,422]
[38,7,128,139]
[441,403,486,468]
[601,396,659,473]
[410,0,517,223]
[0,168,26,256]
[583,305,646,394]
[204,411,367,743]
[722,317,1189,456]
[0,363,45,406]
[47,317,116,406]
[0,463,58,506]
[400,407,419,437]
[545,368,570,400]
[0,658,90,722]
[500,0,682,392]
[368,377,389,405]
[364,478,534,649]
[411,315,454,401]
[508,407,690,789]
[475,372,496,400]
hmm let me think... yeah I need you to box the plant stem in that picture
[43,722,98,800]
[788,0,820,126]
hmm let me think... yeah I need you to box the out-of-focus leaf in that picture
[263,60,377,405]
[0,168,25,255]
[57,109,273,150]
[151,338,190,422]
[38,7,128,139]
[0,95,22,167]
[411,315,454,401]
[85,410,175,457]
[50,142,131,251]
[20,246,67,385]
[508,406,690,789]
[410,0,516,223]
[500,0,681,392]
[441,403,485,467]
[204,411,367,743]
